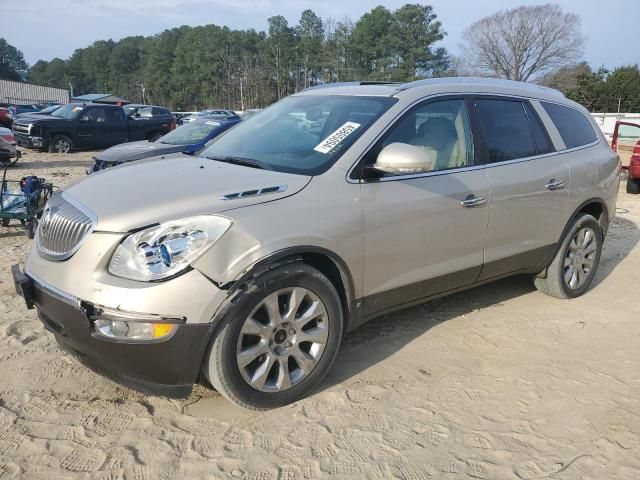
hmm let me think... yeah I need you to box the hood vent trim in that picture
[219,184,287,201]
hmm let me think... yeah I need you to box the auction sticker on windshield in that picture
[314,122,360,154]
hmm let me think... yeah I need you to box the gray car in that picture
[13,78,620,409]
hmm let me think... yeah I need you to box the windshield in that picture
[39,105,60,114]
[199,95,395,175]
[51,104,84,119]
[159,120,223,145]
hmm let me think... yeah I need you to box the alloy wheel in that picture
[236,287,329,392]
[564,226,598,289]
[54,139,70,153]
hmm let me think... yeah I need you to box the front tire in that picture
[534,213,602,299]
[48,135,73,154]
[202,263,343,410]
[627,178,640,194]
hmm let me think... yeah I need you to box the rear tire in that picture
[48,135,73,154]
[534,213,602,299]
[202,263,343,410]
[626,178,640,194]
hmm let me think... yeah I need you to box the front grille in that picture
[36,194,95,261]
[12,123,30,135]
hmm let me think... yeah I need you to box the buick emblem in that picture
[40,207,52,235]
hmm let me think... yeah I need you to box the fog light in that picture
[94,319,176,341]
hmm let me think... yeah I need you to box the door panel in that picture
[481,157,570,279]
[362,169,490,315]
[359,96,489,316]
[471,97,572,280]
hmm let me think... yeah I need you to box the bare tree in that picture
[460,4,584,82]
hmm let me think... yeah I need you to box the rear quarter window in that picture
[541,102,598,149]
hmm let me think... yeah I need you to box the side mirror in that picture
[372,142,435,174]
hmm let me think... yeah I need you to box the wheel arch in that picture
[223,246,357,334]
[539,197,609,279]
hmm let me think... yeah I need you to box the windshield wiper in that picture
[204,155,273,170]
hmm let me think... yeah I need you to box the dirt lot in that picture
[0,150,639,480]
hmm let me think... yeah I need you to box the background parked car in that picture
[123,104,176,140]
[8,104,41,116]
[87,115,241,173]
[0,128,20,166]
[181,109,239,124]
[13,103,176,153]
[239,108,263,119]
[15,104,61,120]
[0,107,13,129]
[174,111,198,125]
[611,120,640,193]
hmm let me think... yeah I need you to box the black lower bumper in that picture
[12,264,213,397]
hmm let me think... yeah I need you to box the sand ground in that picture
[0,150,638,479]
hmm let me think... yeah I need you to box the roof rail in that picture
[397,77,565,98]
[302,81,402,92]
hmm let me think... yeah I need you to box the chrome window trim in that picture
[345,91,601,184]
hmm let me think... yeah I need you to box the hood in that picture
[16,112,50,120]
[22,116,71,125]
[95,140,190,163]
[64,153,312,232]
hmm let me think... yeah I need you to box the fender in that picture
[218,245,358,332]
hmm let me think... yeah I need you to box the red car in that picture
[0,107,13,129]
[0,127,19,166]
[612,120,640,194]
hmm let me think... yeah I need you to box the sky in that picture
[2,0,639,69]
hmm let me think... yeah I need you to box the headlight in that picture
[108,215,231,281]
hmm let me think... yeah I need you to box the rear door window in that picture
[106,108,125,123]
[137,107,153,118]
[541,102,597,149]
[475,99,537,162]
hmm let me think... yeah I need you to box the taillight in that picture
[0,134,14,143]
[170,118,176,130]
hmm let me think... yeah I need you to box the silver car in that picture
[13,78,620,409]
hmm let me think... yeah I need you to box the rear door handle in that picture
[461,195,487,208]
[545,179,566,191]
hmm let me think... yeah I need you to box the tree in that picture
[296,10,324,89]
[537,61,591,92]
[460,4,584,81]
[267,16,296,99]
[0,38,28,81]
[350,6,394,79]
[388,4,448,80]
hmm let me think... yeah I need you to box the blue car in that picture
[87,115,241,174]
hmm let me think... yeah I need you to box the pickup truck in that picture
[13,103,176,153]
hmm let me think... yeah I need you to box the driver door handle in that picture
[461,195,487,208]
[545,179,566,191]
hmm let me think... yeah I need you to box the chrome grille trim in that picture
[13,123,31,135]
[36,192,96,261]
